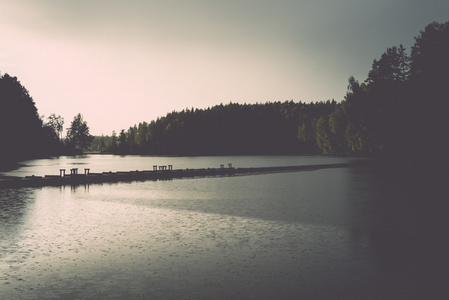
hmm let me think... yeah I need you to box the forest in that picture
[91,100,335,155]
[1,21,448,162]
[93,21,449,159]
[0,73,93,163]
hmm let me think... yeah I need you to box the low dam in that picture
[0,163,351,188]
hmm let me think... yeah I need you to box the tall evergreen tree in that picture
[409,21,449,158]
[66,113,94,152]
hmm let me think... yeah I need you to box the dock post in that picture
[220,164,224,169]
[70,168,78,175]
[84,168,90,175]
[59,169,66,177]
[153,165,157,171]
[228,163,233,169]
[168,165,173,171]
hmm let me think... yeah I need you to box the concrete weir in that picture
[0,163,351,188]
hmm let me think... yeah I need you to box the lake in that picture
[1,155,448,299]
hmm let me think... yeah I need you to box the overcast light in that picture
[1,0,448,135]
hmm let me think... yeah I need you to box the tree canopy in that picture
[66,113,94,152]
[2,21,448,162]
[93,21,449,160]
[0,74,94,162]
[0,73,59,162]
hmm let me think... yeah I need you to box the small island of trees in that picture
[1,21,448,164]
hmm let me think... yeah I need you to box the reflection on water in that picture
[1,157,448,299]
[0,188,36,240]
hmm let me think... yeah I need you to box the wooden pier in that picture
[0,163,351,188]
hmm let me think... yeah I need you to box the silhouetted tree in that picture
[329,106,348,153]
[0,73,61,161]
[46,114,65,140]
[66,113,93,152]
[117,129,128,154]
[367,45,410,85]
[110,131,118,153]
[315,115,333,154]
[97,21,449,159]
[409,21,449,158]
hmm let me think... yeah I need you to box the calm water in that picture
[1,155,448,299]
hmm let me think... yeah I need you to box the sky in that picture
[1,0,448,135]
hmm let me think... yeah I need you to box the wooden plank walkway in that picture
[0,163,351,188]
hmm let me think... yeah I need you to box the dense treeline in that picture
[95,100,333,156]
[93,21,448,158]
[0,73,93,163]
[92,101,337,155]
[339,21,449,160]
[0,74,62,162]
[2,21,448,162]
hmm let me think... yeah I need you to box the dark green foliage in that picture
[46,114,64,140]
[367,45,410,85]
[103,102,309,155]
[117,129,128,154]
[66,113,94,152]
[356,21,449,160]
[106,21,448,157]
[328,106,348,153]
[0,73,63,162]
[105,18,448,158]
[102,99,355,156]
[408,22,449,158]
[3,21,448,160]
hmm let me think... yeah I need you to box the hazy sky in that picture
[1,0,448,135]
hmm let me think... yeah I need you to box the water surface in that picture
[1,156,448,299]
[0,154,351,177]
